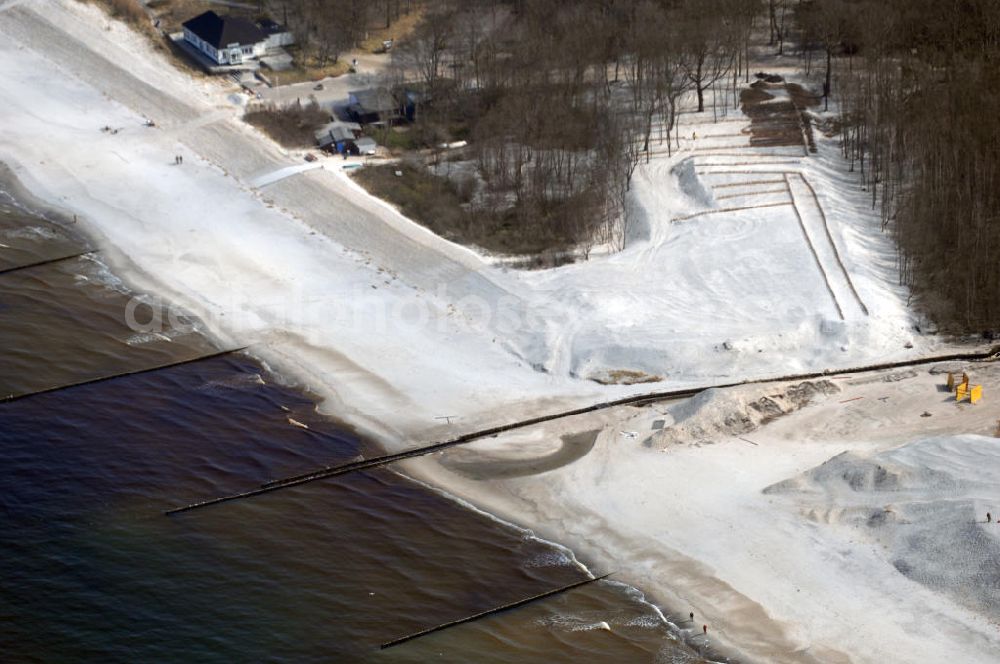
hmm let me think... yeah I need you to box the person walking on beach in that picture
[703,624,708,636]
[690,611,694,622]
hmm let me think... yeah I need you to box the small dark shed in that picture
[346,88,401,125]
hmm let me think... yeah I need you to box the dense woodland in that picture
[795,0,1000,332]
[373,0,760,255]
[105,0,1000,330]
[268,0,416,64]
[381,0,998,330]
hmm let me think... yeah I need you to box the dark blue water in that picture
[0,356,572,660]
[0,190,699,663]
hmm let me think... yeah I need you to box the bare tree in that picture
[815,0,1000,330]
[768,0,789,54]
[392,1,455,99]
[797,0,849,110]
[674,0,744,115]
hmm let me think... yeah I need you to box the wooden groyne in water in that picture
[165,346,999,516]
[379,573,613,649]
[0,347,249,403]
[0,250,94,276]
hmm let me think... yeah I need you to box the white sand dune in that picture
[409,363,1000,663]
[0,1,936,447]
[1,2,997,662]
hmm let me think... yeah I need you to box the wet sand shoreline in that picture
[0,163,706,661]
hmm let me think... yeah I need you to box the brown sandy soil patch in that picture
[740,79,821,152]
[353,163,581,258]
[590,369,664,385]
[243,102,328,148]
[440,430,600,480]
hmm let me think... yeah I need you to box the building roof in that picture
[183,11,265,49]
[315,121,361,146]
[315,121,360,138]
[316,127,353,144]
[331,126,354,142]
[349,88,398,114]
[256,18,289,35]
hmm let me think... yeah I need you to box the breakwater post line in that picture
[0,250,95,276]
[164,345,999,517]
[0,347,249,404]
[379,573,613,650]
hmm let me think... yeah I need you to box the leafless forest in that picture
[367,0,999,332]
[796,0,1000,331]
[368,0,760,255]
[268,0,415,65]
[106,0,1000,331]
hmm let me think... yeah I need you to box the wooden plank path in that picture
[165,346,999,516]
[785,173,846,320]
[716,187,789,202]
[710,179,787,189]
[786,173,868,319]
[798,173,870,315]
[670,201,792,222]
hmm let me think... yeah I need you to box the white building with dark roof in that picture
[182,11,267,66]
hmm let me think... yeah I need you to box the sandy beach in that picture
[403,363,1000,662]
[3,2,999,662]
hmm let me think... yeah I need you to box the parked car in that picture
[313,83,324,91]
[355,137,377,156]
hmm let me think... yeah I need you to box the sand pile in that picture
[653,380,839,447]
[766,435,1000,620]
